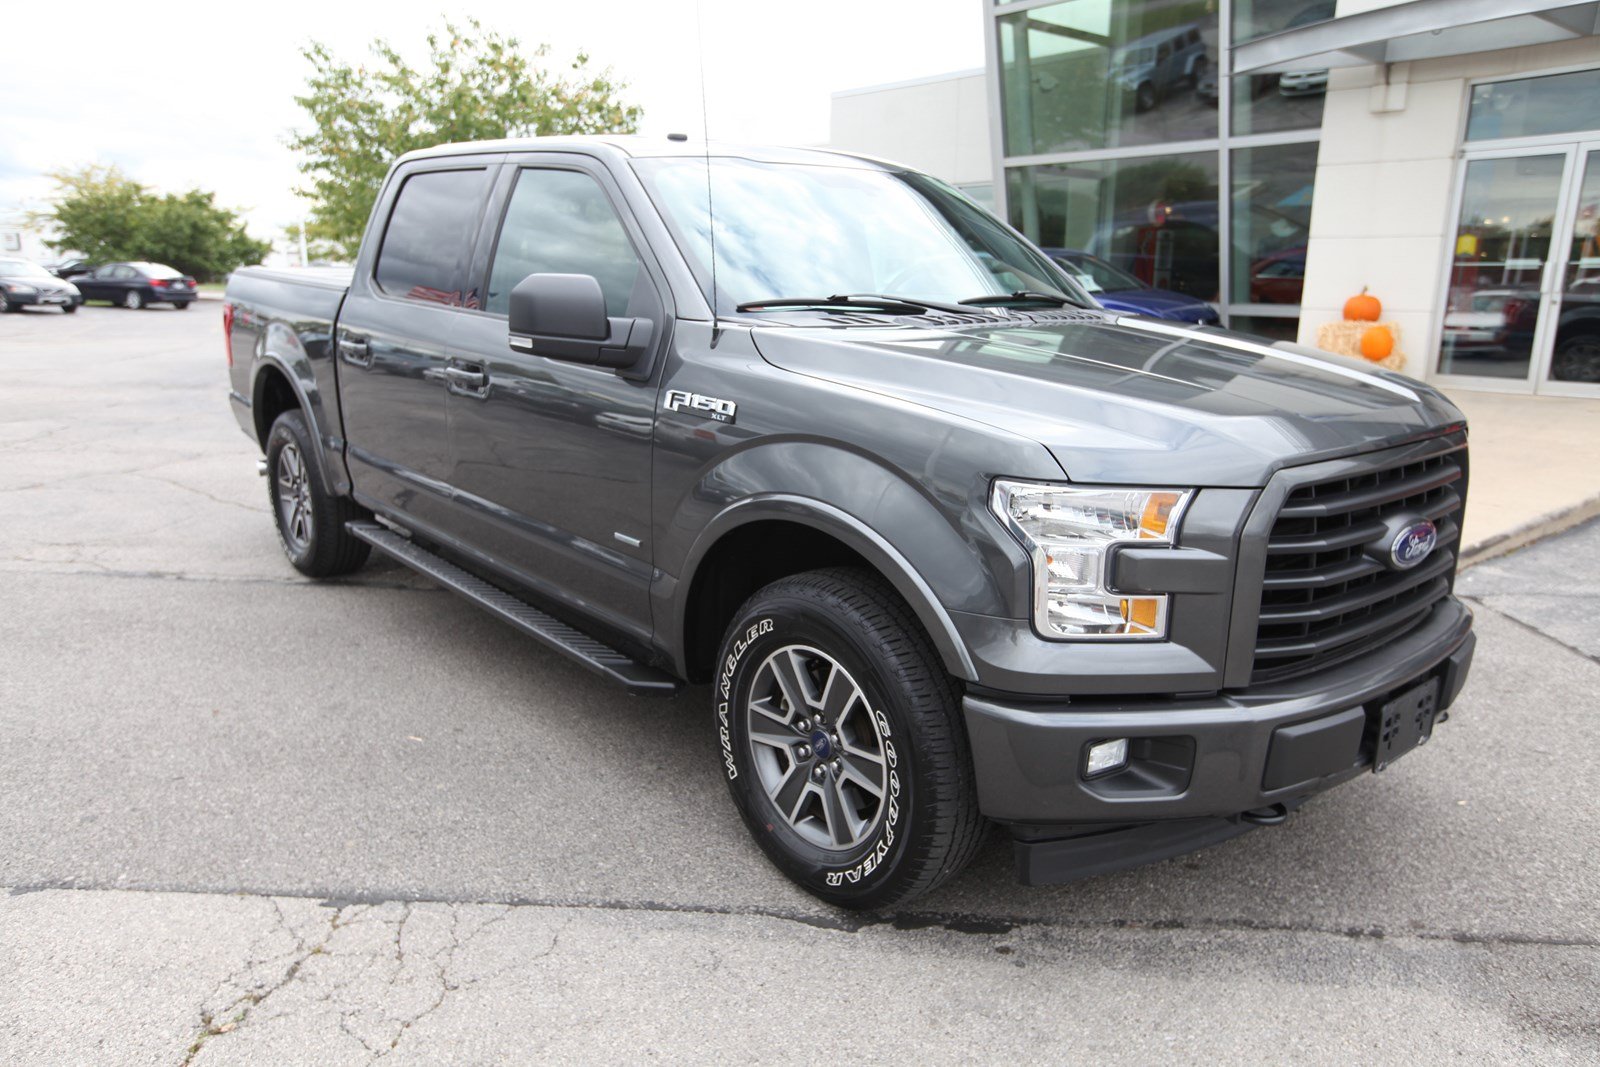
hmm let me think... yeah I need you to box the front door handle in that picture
[338,337,372,368]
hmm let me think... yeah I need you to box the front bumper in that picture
[963,597,1474,877]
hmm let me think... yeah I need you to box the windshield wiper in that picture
[958,290,1079,308]
[735,293,976,315]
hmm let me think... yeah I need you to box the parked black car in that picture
[46,257,96,280]
[75,262,198,309]
[0,258,83,312]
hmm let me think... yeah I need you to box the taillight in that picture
[223,302,235,367]
[150,278,167,288]
[1502,298,1528,323]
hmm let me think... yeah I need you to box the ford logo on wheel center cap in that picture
[1389,519,1438,570]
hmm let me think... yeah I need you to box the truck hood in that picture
[749,312,1465,487]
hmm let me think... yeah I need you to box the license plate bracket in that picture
[1372,678,1440,772]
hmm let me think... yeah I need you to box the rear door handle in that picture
[444,362,489,396]
[338,337,372,367]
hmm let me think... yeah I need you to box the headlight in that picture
[991,481,1194,640]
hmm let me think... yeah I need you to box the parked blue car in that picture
[1044,248,1219,325]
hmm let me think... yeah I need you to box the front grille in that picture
[1251,442,1467,683]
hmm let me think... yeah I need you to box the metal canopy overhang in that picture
[1231,0,1600,75]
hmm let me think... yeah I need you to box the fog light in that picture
[1085,738,1129,778]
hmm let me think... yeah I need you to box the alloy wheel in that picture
[275,442,313,553]
[745,644,890,851]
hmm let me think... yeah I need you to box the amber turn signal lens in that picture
[1120,597,1161,631]
[1139,492,1184,539]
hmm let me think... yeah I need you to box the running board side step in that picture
[346,521,681,696]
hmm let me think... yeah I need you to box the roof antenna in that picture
[695,0,722,347]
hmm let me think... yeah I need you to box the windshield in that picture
[0,261,52,280]
[634,157,1087,315]
[1054,253,1146,293]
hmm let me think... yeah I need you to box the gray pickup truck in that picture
[224,137,1474,908]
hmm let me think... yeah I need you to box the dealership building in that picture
[829,0,1600,396]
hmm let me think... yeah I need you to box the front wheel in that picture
[0,292,12,313]
[123,289,144,310]
[715,568,985,909]
[265,409,371,577]
[1552,333,1600,383]
[61,303,78,314]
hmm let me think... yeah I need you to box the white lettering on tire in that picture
[718,618,774,780]
[823,713,901,887]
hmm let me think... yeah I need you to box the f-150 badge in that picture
[664,389,737,423]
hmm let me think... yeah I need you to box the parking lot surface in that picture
[2,304,1597,1063]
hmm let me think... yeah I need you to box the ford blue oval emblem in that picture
[1390,520,1438,570]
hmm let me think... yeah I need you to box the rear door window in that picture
[485,168,641,317]
[375,168,490,307]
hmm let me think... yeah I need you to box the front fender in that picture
[661,441,1033,682]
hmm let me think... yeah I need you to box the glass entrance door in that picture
[1547,146,1600,389]
[1438,152,1568,385]
[1438,142,1600,395]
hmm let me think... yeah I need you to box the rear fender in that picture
[252,322,350,495]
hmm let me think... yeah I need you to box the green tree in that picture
[290,18,642,258]
[37,165,270,281]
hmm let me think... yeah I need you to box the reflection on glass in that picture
[1552,151,1600,384]
[487,169,640,317]
[1228,0,1332,134]
[1232,0,1334,43]
[1467,70,1600,143]
[999,0,1217,155]
[1438,155,1564,380]
[1008,153,1220,300]
[1232,143,1317,306]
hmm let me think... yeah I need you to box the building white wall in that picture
[1296,22,1600,379]
[827,70,993,187]
[0,212,58,264]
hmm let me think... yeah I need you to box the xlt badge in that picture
[664,389,737,423]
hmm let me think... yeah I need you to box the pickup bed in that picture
[225,136,1474,908]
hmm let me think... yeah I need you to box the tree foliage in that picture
[38,165,270,280]
[290,18,642,257]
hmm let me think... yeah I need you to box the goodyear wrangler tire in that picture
[715,567,985,909]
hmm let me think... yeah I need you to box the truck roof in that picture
[397,135,902,171]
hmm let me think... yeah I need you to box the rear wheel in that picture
[123,289,144,310]
[61,303,77,314]
[715,568,985,909]
[1135,81,1158,112]
[173,300,191,310]
[0,292,13,313]
[265,409,371,577]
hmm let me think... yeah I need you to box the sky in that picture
[0,0,986,248]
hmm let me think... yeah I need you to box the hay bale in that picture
[1314,320,1405,372]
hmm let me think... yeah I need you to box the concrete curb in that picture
[1459,492,1600,569]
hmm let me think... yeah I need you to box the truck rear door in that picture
[334,157,501,534]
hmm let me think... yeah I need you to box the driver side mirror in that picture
[507,273,652,370]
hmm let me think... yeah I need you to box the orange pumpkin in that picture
[1344,287,1382,322]
[1360,325,1394,361]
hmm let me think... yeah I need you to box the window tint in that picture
[375,168,489,307]
[113,265,137,280]
[486,169,640,317]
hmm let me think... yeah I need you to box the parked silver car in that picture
[0,258,83,313]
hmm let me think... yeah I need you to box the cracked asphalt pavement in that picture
[2,305,1598,1063]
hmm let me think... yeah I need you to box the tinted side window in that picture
[486,168,640,317]
[375,168,489,307]
[114,265,137,280]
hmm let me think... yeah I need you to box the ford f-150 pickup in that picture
[224,136,1475,908]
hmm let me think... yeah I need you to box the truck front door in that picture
[445,157,666,645]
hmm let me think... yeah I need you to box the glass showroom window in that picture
[1007,152,1220,302]
[998,0,1219,156]
[1231,142,1318,317]
[1229,0,1333,136]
